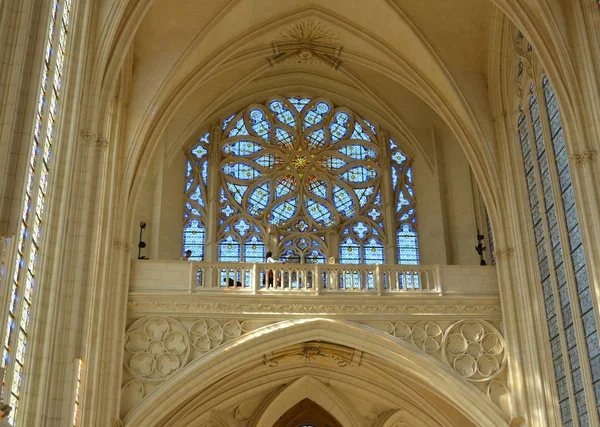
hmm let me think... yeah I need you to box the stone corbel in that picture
[569,150,597,166]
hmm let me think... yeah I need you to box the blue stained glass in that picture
[354,187,374,208]
[219,235,241,262]
[201,160,208,185]
[190,185,204,207]
[389,138,398,150]
[274,175,296,198]
[248,182,270,215]
[223,140,263,156]
[233,218,251,236]
[332,185,354,217]
[228,118,249,137]
[397,191,410,213]
[305,249,326,264]
[249,108,271,140]
[329,112,350,142]
[243,235,265,262]
[405,183,414,197]
[306,128,326,149]
[397,223,419,264]
[340,237,360,264]
[318,155,347,171]
[222,114,236,130]
[352,222,369,239]
[400,208,415,222]
[364,238,384,264]
[295,220,309,232]
[269,100,296,126]
[186,161,192,178]
[392,151,406,165]
[288,97,311,112]
[391,168,398,191]
[255,153,284,169]
[303,102,331,130]
[275,128,294,149]
[191,144,207,159]
[220,204,235,219]
[367,208,381,221]
[407,167,413,183]
[306,176,328,199]
[338,144,376,160]
[362,118,377,134]
[185,202,201,217]
[226,182,247,204]
[350,122,371,141]
[183,219,205,261]
[222,162,261,181]
[340,166,377,183]
[270,198,297,224]
[305,198,334,226]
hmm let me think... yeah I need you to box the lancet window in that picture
[513,30,600,425]
[183,96,419,266]
[0,0,74,423]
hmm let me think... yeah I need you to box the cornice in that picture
[127,300,502,317]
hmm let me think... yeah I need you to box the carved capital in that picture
[569,150,597,166]
[494,247,514,260]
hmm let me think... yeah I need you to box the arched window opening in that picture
[183,96,419,265]
[183,132,209,261]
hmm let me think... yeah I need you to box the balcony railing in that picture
[129,261,499,295]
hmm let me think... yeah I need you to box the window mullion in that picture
[523,104,580,426]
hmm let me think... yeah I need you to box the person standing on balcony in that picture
[180,249,192,261]
[265,251,284,287]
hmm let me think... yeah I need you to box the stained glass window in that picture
[185,97,419,265]
[182,133,209,261]
[1,0,74,422]
[515,30,600,424]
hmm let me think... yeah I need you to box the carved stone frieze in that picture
[263,341,361,368]
[127,301,502,316]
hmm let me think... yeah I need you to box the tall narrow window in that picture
[514,30,600,424]
[182,132,209,261]
[389,138,419,264]
[1,0,73,423]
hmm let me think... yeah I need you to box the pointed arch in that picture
[123,318,508,426]
[251,376,363,427]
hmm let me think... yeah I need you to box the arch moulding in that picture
[123,318,509,427]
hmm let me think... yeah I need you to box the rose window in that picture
[183,96,420,265]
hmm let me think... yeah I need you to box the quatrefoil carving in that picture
[442,320,506,382]
[124,317,190,381]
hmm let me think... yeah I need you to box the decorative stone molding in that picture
[569,150,597,166]
[121,317,508,418]
[268,20,342,68]
[494,247,514,260]
[263,341,361,368]
[124,316,190,381]
[442,320,506,382]
[127,301,502,316]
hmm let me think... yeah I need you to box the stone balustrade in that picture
[129,260,498,295]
